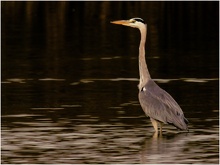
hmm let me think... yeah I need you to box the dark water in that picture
[2,2,219,164]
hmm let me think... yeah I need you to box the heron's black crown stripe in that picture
[133,18,145,24]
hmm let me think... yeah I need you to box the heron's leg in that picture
[152,132,158,139]
[150,118,158,132]
[159,122,163,133]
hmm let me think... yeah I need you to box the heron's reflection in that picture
[140,131,188,164]
[152,131,163,139]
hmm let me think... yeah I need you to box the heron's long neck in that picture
[138,25,151,90]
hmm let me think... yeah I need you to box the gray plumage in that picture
[111,18,188,132]
[139,79,188,130]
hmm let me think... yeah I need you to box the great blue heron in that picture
[111,18,188,132]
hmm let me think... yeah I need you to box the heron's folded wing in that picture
[139,80,188,129]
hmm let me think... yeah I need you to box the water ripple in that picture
[2,116,219,164]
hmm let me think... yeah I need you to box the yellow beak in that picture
[110,20,130,26]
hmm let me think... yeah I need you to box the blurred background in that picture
[1,1,219,164]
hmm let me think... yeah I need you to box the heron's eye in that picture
[130,19,136,23]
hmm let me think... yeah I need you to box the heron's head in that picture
[111,17,146,29]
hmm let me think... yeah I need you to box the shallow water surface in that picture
[2,78,219,163]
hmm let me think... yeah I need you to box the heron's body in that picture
[111,18,188,132]
[139,79,188,131]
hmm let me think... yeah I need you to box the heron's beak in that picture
[110,20,130,26]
